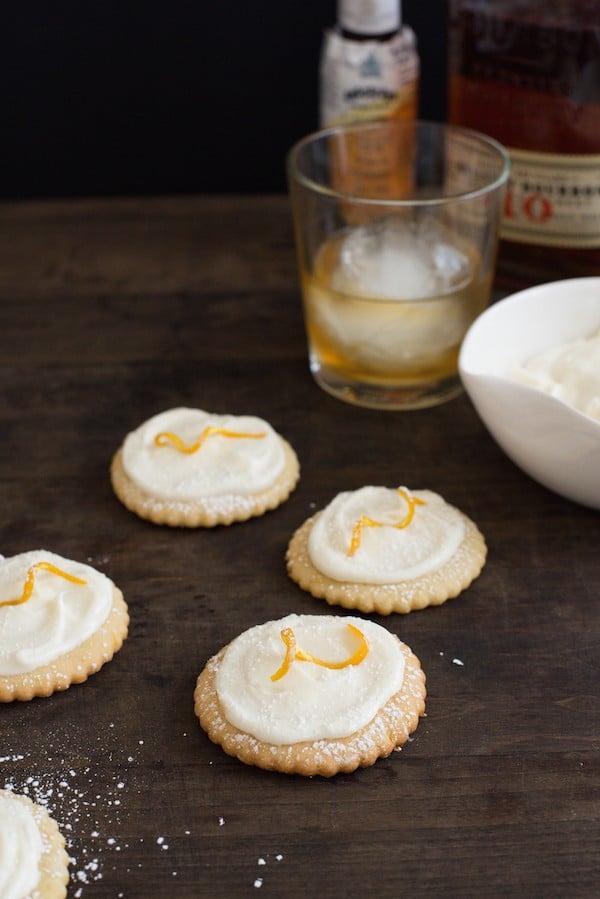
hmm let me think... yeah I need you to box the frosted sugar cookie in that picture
[111,407,300,526]
[0,550,129,702]
[194,613,426,777]
[286,486,486,614]
[0,789,69,898]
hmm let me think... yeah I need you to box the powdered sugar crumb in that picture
[249,851,285,889]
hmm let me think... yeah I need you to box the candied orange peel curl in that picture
[154,426,266,454]
[270,623,369,682]
[0,561,87,609]
[347,487,426,556]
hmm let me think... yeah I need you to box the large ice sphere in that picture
[332,215,473,301]
[309,215,482,373]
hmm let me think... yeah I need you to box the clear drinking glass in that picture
[287,120,510,410]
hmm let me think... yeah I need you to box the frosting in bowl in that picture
[510,329,600,422]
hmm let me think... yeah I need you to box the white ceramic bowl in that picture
[459,277,600,510]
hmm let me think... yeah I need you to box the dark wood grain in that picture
[0,196,598,898]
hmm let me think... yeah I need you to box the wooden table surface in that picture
[0,195,598,898]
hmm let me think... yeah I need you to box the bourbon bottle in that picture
[448,0,600,287]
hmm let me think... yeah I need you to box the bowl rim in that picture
[459,276,600,378]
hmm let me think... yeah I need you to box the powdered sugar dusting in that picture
[1,724,147,893]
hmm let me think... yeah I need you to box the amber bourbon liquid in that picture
[301,219,491,391]
[448,0,600,286]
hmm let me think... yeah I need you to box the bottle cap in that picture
[338,0,401,35]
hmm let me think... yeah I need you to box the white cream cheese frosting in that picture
[0,791,43,899]
[215,613,405,744]
[308,487,465,583]
[510,329,600,422]
[121,407,286,500]
[0,550,113,676]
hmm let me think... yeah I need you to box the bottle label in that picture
[503,148,600,248]
[319,29,419,128]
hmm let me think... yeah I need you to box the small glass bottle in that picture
[448,0,600,287]
[319,0,419,128]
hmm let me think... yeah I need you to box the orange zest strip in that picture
[395,487,426,528]
[347,487,426,556]
[154,426,266,454]
[0,561,87,609]
[348,516,383,557]
[270,627,298,682]
[270,623,369,681]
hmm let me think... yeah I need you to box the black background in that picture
[4,0,448,199]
